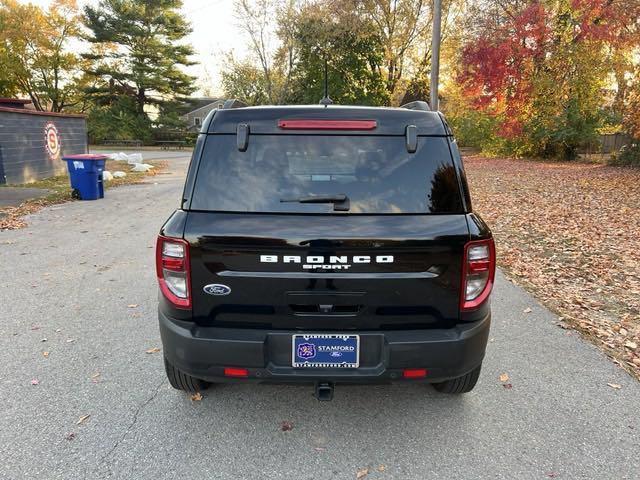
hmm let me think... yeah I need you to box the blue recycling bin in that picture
[62,154,108,200]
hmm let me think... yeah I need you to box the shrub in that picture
[87,97,152,144]
[608,142,640,167]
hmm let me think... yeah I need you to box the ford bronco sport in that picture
[156,100,495,399]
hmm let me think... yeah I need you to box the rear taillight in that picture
[156,236,191,309]
[460,239,496,311]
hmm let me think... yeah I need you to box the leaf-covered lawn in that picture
[465,156,640,379]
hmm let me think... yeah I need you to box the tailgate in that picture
[185,212,469,330]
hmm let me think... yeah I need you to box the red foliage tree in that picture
[457,0,630,151]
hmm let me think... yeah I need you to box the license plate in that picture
[292,334,360,368]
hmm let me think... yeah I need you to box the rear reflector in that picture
[278,119,377,130]
[403,368,427,378]
[224,367,249,378]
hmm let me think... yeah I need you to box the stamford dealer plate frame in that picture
[292,334,360,368]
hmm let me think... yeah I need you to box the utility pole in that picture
[430,0,442,111]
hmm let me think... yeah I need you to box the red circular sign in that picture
[44,122,61,159]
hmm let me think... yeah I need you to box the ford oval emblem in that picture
[203,284,231,296]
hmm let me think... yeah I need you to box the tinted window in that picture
[191,135,463,214]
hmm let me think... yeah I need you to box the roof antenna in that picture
[319,57,333,106]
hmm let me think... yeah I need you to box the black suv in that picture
[156,101,495,399]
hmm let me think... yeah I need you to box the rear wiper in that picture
[280,194,350,212]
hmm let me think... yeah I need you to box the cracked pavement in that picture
[0,151,639,479]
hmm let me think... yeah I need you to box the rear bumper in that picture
[159,310,491,384]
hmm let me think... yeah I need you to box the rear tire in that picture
[432,364,481,394]
[164,356,210,393]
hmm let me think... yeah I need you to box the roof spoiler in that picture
[400,100,431,112]
[222,99,247,109]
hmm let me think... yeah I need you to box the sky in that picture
[20,0,250,96]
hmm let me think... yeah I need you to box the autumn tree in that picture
[607,0,640,139]
[223,0,297,104]
[223,0,389,105]
[285,1,389,105]
[360,0,428,101]
[232,0,297,104]
[456,0,630,159]
[0,0,85,112]
[221,55,271,105]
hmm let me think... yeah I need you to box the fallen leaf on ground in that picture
[145,347,161,354]
[280,420,293,432]
[356,468,369,479]
[523,307,532,313]
[607,383,622,390]
[466,157,640,380]
[65,432,76,441]
[377,465,386,472]
[502,383,513,390]
[66,338,75,343]
[190,392,203,402]
[127,304,139,308]
[31,379,39,385]
[624,341,638,350]
[42,351,49,358]
[499,373,509,382]
[77,414,90,425]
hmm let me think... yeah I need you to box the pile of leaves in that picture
[465,156,640,379]
[0,160,167,231]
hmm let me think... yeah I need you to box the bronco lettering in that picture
[259,255,394,264]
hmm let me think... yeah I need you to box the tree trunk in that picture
[137,88,146,114]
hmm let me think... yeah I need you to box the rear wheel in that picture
[164,356,210,393]
[432,364,481,394]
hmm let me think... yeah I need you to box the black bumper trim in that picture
[159,310,490,384]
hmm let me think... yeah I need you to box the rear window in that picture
[190,135,463,214]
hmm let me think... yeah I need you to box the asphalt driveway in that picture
[0,152,638,479]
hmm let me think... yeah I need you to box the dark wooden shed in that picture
[0,100,88,185]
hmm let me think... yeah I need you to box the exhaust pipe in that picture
[314,382,334,401]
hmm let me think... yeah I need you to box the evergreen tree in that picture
[84,0,196,115]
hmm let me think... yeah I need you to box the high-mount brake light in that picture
[156,236,191,309]
[277,119,377,130]
[460,239,496,311]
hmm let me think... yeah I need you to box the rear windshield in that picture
[191,135,463,214]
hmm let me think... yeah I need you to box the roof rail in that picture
[400,100,431,112]
[222,99,248,109]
